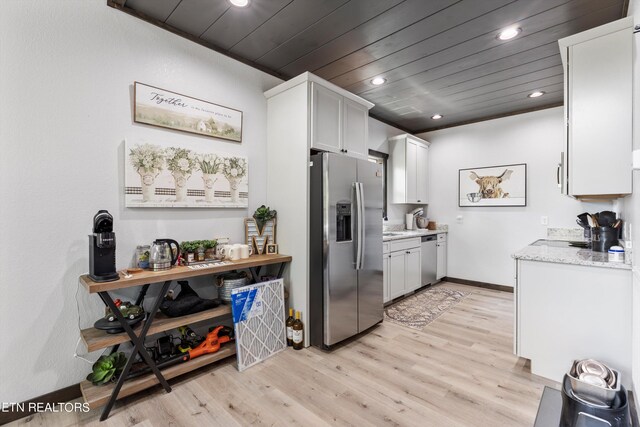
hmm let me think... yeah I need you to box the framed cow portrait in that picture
[458,163,526,207]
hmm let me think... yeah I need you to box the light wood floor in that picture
[11,283,558,426]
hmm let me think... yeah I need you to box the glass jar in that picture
[136,245,150,269]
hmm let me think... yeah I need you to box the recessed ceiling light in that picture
[371,77,386,86]
[528,91,545,98]
[431,114,443,120]
[497,26,521,41]
[229,0,249,7]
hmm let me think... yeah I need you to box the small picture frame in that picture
[266,243,278,255]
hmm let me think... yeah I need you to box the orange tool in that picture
[178,326,234,362]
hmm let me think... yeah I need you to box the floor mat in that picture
[384,286,470,330]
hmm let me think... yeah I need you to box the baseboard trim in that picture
[444,277,514,293]
[0,383,81,425]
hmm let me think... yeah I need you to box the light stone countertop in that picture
[383,229,446,242]
[512,242,631,270]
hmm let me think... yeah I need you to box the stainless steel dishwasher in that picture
[421,235,437,286]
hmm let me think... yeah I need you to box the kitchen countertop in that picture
[383,229,446,242]
[512,241,631,270]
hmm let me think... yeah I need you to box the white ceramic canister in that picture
[608,246,625,263]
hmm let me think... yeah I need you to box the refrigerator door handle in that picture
[352,182,358,267]
[355,182,365,270]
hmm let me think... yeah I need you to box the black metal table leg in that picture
[98,280,172,421]
[248,266,261,283]
[104,285,150,356]
[276,262,286,279]
[134,284,150,306]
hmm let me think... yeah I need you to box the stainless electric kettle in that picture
[149,239,180,271]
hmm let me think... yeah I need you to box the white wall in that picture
[418,107,613,286]
[0,0,281,402]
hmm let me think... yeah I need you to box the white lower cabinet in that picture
[515,259,632,385]
[436,241,447,280]
[388,251,407,300]
[405,248,422,292]
[383,237,422,303]
[382,250,390,302]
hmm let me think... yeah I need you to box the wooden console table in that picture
[78,254,291,421]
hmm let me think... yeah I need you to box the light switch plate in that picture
[633,149,640,170]
[540,216,548,226]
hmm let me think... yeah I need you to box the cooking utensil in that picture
[598,211,617,227]
[577,213,590,228]
[612,219,622,229]
[568,241,589,248]
[568,359,621,407]
[149,239,180,271]
[579,373,608,387]
[415,217,428,229]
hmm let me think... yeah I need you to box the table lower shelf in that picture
[80,305,232,353]
[81,343,236,409]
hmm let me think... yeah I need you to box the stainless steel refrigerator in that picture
[309,152,383,349]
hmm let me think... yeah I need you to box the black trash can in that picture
[591,226,620,252]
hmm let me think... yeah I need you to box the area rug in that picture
[384,287,470,330]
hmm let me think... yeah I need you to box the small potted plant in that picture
[202,240,217,259]
[253,205,277,233]
[180,241,197,264]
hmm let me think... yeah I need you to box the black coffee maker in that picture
[89,210,119,282]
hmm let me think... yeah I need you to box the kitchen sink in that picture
[383,232,404,236]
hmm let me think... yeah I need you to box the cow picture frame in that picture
[458,163,526,207]
[266,244,278,255]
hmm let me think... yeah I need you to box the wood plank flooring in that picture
[10,283,558,426]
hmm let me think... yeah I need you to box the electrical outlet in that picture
[540,216,548,226]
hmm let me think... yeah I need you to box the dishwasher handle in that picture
[421,235,437,242]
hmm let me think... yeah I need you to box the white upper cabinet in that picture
[558,17,633,198]
[308,79,373,161]
[311,83,342,153]
[416,143,429,203]
[342,98,369,160]
[405,139,418,202]
[389,134,430,204]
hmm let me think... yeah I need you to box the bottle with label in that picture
[292,311,304,350]
[285,308,294,346]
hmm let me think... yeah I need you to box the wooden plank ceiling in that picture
[110,0,627,132]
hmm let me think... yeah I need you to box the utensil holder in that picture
[591,226,620,253]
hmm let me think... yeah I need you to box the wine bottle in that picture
[292,311,304,350]
[285,308,294,346]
